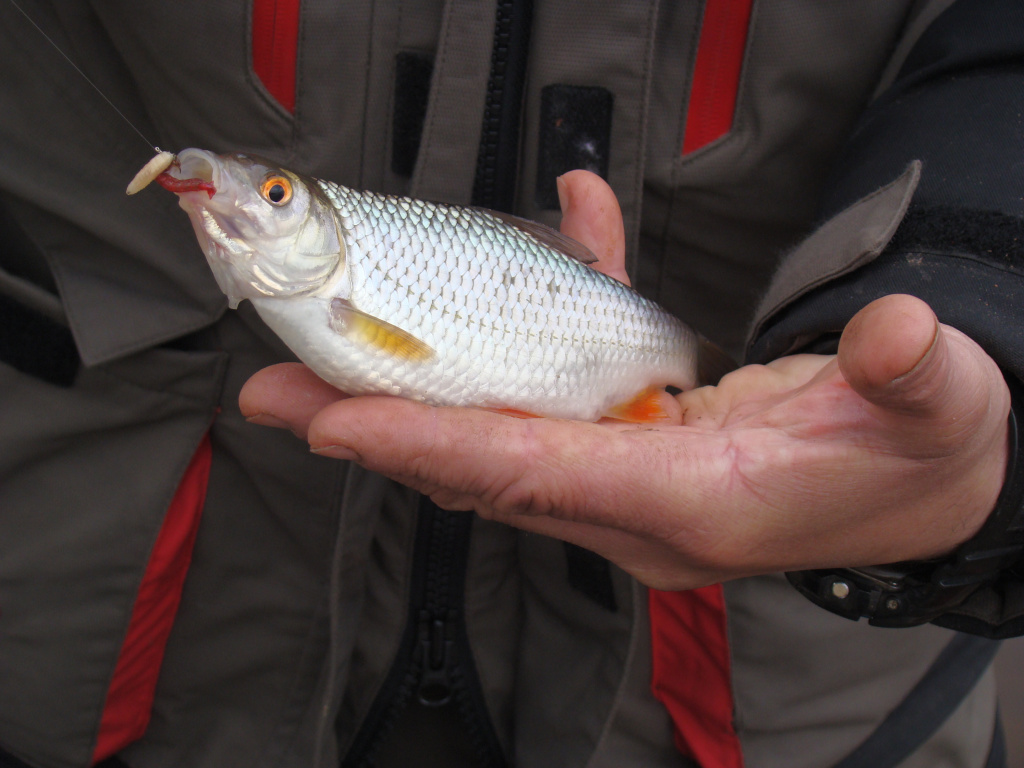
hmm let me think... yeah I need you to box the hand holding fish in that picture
[240,171,1011,590]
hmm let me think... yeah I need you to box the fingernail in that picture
[310,444,361,462]
[556,175,572,215]
[246,413,294,430]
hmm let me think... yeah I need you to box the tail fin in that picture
[696,335,736,386]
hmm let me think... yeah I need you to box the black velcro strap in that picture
[887,205,1024,269]
[563,542,617,612]
[832,633,1001,768]
[535,85,613,210]
[0,292,79,387]
[392,52,434,177]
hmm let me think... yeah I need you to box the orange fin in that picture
[329,298,434,362]
[604,388,672,424]
[483,407,543,419]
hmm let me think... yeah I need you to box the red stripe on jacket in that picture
[682,0,754,154]
[91,435,213,764]
[252,0,302,113]
[657,2,752,759]
[650,585,743,768]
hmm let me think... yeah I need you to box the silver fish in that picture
[136,148,728,421]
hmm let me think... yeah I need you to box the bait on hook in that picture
[125,151,177,195]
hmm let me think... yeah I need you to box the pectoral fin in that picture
[329,298,434,362]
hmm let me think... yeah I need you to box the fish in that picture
[133,148,731,422]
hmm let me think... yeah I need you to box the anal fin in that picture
[604,388,672,424]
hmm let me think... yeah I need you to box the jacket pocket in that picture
[0,265,78,388]
[251,0,302,114]
[0,346,226,768]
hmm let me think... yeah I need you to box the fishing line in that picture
[7,0,159,152]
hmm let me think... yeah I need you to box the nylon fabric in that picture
[517,0,662,264]
[91,434,213,763]
[251,0,301,113]
[722,574,961,768]
[681,0,754,154]
[639,1,913,355]
[407,0,497,204]
[0,2,1013,767]
[0,346,225,768]
[832,635,1001,768]
[986,712,1007,768]
[649,585,742,768]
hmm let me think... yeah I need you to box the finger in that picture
[305,396,729,536]
[838,295,1009,439]
[837,295,1009,540]
[676,354,834,428]
[557,170,629,285]
[306,396,593,504]
[239,362,350,440]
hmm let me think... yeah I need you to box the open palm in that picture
[240,171,1010,591]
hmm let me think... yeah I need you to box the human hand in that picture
[240,171,1011,591]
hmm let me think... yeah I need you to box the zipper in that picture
[343,5,534,762]
[471,0,534,212]
[341,499,507,767]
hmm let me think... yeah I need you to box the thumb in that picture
[838,294,1008,441]
[557,170,629,285]
[838,294,942,414]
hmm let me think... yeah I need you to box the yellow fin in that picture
[604,388,672,424]
[329,299,434,362]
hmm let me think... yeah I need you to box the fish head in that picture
[159,149,343,308]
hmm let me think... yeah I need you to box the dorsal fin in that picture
[479,208,599,265]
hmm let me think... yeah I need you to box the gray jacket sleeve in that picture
[747,0,1024,637]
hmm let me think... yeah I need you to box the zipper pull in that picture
[416,610,455,707]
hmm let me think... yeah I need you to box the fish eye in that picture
[260,175,293,206]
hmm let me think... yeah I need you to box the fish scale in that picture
[338,181,682,417]
[148,149,706,422]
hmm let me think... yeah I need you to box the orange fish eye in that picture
[261,175,293,206]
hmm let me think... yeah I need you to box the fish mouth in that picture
[157,149,219,197]
[158,150,258,305]
[162,149,247,249]
[156,172,215,197]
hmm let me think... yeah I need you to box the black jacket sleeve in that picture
[748,0,1024,637]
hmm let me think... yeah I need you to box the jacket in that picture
[0,1,1021,767]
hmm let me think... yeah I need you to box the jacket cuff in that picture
[746,172,1024,635]
[748,182,1024,387]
